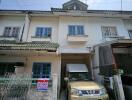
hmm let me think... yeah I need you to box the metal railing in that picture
[0,74,59,100]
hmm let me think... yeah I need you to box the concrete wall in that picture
[0,15,130,46]
[123,19,132,39]
[0,15,25,40]
[123,19,132,30]
[27,16,59,42]
[92,46,103,83]
[0,55,61,78]
[58,16,129,53]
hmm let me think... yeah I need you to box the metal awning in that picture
[0,41,59,51]
[111,39,132,48]
[66,64,88,72]
[94,39,132,48]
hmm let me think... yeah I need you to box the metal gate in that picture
[0,74,59,100]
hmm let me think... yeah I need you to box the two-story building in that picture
[0,0,132,99]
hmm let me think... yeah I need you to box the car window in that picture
[69,72,91,81]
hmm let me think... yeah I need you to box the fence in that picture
[0,74,59,100]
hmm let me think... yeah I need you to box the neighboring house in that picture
[0,0,132,99]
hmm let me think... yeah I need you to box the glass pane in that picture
[47,28,52,37]
[36,27,43,37]
[12,27,20,38]
[77,25,84,35]
[102,26,109,37]
[33,63,41,78]
[69,25,75,35]
[128,30,132,39]
[3,27,11,37]
[32,63,51,79]
[110,27,117,36]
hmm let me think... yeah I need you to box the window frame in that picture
[32,62,51,79]
[3,26,20,38]
[128,30,132,39]
[101,26,118,38]
[35,27,52,38]
[68,25,84,35]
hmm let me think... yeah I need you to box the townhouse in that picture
[0,0,132,99]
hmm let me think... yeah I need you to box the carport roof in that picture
[94,39,132,48]
[0,40,59,51]
[111,39,132,48]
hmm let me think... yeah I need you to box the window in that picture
[128,30,132,39]
[0,63,15,77]
[35,27,52,37]
[68,25,84,35]
[3,27,20,38]
[101,26,118,38]
[32,63,51,79]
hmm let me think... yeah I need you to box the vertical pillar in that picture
[22,14,30,42]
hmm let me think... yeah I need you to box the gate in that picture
[0,74,59,100]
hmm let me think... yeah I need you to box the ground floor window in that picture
[32,63,51,79]
[0,63,15,77]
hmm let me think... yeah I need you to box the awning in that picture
[0,41,59,52]
[111,39,132,48]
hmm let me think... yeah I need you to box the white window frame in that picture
[35,27,52,38]
[3,26,20,38]
[101,26,118,38]
[128,30,132,39]
[68,25,84,35]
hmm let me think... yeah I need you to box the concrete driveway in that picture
[60,90,67,100]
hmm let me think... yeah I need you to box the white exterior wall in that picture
[123,19,132,39]
[27,16,59,42]
[58,16,129,53]
[0,15,25,41]
[0,15,130,45]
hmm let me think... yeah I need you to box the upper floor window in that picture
[128,30,132,39]
[3,27,20,38]
[68,25,84,35]
[101,26,118,38]
[35,27,52,38]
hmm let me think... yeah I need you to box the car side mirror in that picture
[64,77,69,81]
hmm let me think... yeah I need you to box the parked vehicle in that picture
[122,75,132,100]
[64,64,109,100]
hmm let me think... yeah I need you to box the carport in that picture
[112,39,132,75]
[61,53,92,90]
[97,39,132,100]
[112,39,132,100]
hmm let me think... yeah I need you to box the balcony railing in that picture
[103,34,125,41]
[67,34,88,42]
[31,36,51,42]
[0,35,18,41]
[104,35,125,39]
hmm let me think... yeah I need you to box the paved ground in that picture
[60,90,67,100]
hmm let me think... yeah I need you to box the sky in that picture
[0,0,132,11]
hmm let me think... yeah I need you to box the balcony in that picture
[103,35,125,41]
[31,36,51,42]
[67,34,88,42]
[0,36,18,41]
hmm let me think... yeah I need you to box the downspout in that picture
[20,13,31,42]
[26,13,31,42]
[20,23,25,42]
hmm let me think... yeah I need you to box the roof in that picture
[63,0,88,10]
[94,39,132,48]
[63,0,88,7]
[0,9,132,17]
[0,41,59,51]
[66,64,88,72]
